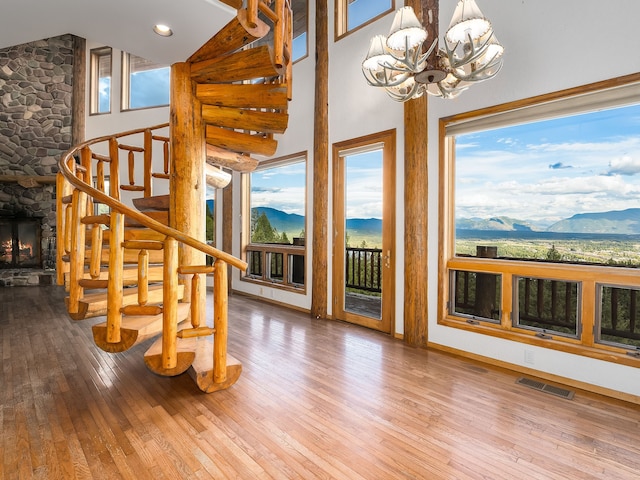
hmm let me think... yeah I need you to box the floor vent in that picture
[516,377,575,400]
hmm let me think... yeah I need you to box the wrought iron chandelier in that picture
[362,0,504,101]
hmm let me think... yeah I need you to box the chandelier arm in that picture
[362,65,412,88]
[454,52,503,82]
[446,30,497,69]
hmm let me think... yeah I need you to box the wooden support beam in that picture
[403,0,434,347]
[311,0,329,320]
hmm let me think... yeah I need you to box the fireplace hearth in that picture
[0,217,42,269]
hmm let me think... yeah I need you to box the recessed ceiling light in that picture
[153,24,173,37]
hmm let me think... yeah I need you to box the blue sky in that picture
[455,103,640,227]
[251,162,307,216]
[348,0,391,30]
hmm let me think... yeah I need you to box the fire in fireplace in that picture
[0,218,41,268]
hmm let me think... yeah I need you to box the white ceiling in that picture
[0,0,235,65]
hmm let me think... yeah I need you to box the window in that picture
[242,154,307,290]
[90,47,111,114]
[336,0,394,39]
[121,53,170,110]
[439,74,640,364]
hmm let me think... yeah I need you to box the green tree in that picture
[252,212,279,243]
[546,244,562,261]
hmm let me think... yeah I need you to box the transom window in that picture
[89,47,112,115]
[440,74,640,365]
[121,53,170,111]
[336,0,394,39]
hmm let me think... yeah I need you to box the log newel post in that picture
[170,62,206,325]
[403,0,435,347]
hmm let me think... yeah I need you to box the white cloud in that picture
[607,155,640,176]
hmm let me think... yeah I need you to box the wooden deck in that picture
[2,285,640,479]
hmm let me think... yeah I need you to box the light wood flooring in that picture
[2,285,640,479]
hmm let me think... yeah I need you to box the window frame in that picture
[89,47,112,115]
[438,73,640,367]
[335,0,395,41]
[241,152,308,293]
[120,52,170,112]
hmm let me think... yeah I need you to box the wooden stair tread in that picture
[202,105,288,134]
[191,45,283,84]
[206,125,278,157]
[143,335,198,377]
[92,303,191,353]
[103,228,166,242]
[188,9,269,63]
[206,144,258,173]
[125,211,169,227]
[195,83,289,110]
[67,265,164,286]
[66,284,185,320]
[132,195,170,212]
[187,336,242,393]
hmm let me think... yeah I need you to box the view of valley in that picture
[255,206,640,266]
[456,208,640,266]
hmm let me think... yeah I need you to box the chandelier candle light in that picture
[362,0,504,101]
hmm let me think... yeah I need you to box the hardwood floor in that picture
[2,286,640,479]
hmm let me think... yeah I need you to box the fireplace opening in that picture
[0,218,42,269]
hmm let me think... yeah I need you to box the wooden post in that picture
[403,0,435,347]
[311,0,329,319]
[223,181,233,292]
[106,212,124,343]
[163,237,179,370]
[213,260,228,383]
[71,36,85,146]
[68,190,86,314]
[170,62,206,322]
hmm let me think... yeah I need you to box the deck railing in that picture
[345,247,382,293]
[452,268,640,346]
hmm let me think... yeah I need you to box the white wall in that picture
[427,0,640,398]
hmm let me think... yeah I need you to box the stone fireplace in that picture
[0,34,78,286]
[0,217,42,268]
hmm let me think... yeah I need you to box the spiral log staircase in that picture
[56,1,292,393]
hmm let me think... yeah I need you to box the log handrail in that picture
[57,124,247,271]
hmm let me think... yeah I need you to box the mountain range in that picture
[257,207,640,236]
[253,207,382,236]
[457,208,640,235]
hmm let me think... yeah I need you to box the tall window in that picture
[243,154,307,290]
[336,0,394,39]
[90,47,112,114]
[440,75,640,364]
[121,53,170,110]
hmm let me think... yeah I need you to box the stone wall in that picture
[0,34,76,276]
